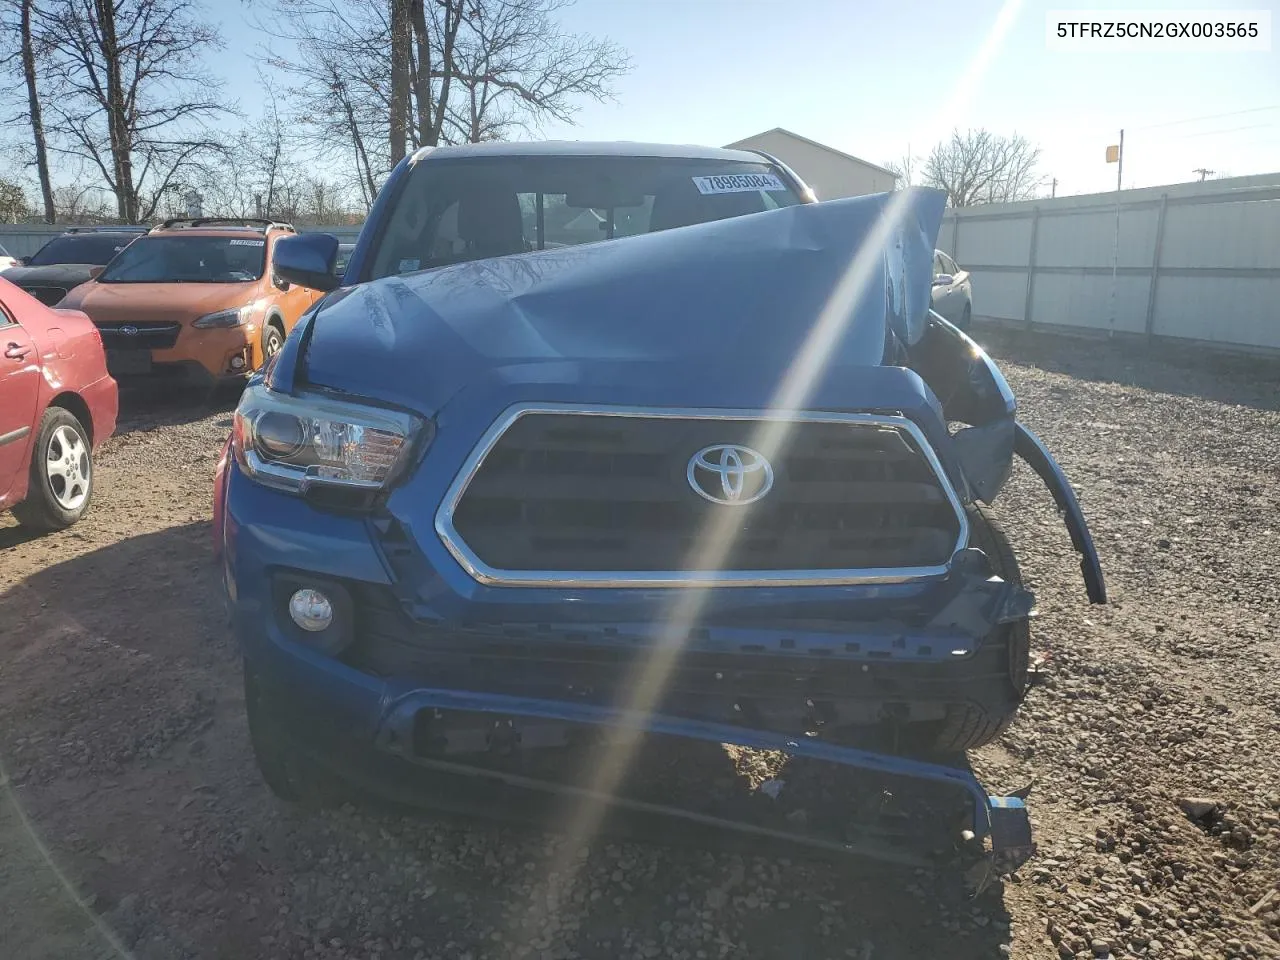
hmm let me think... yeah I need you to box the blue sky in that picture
[217,0,1279,197]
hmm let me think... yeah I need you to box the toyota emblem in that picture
[687,444,774,505]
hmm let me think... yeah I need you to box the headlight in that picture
[193,305,251,328]
[232,382,428,496]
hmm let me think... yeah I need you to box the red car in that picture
[0,278,118,530]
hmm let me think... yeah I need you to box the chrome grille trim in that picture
[433,404,970,588]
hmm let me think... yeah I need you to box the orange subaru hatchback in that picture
[58,219,324,386]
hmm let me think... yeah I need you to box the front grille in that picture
[442,408,964,583]
[95,322,181,350]
[23,285,68,307]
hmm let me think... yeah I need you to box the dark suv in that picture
[0,226,148,307]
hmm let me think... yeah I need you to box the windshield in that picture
[368,156,801,280]
[335,243,355,276]
[98,235,267,283]
[27,234,136,267]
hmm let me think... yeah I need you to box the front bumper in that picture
[220,449,1034,759]
[81,373,118,448]
[249,654,1033,880]
[215,405,1097,879]
[107,326,257,382]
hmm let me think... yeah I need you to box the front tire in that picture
[958,303,972,332]
[924,505,1031,754]
[262,321,285,364]
[244,664,348,806]
[13,406,94,532]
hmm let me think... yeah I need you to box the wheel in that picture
[13,406,94,531]
[262,321,285,363]
[958,303,972,332]
[244,663,348,806]
[925,504,1031,754]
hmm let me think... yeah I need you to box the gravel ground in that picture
[1,330,1278,960]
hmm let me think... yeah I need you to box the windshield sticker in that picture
[228,239,265,247]
[398,258,420,273]
[692,173,787,195]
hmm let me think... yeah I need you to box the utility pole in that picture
[1116,128,1124,191]
[1105,130,1125,339]
[1051,177,1058,198]
[1193,167,1214,182]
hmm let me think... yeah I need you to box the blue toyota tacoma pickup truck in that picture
[212,142,1105,833]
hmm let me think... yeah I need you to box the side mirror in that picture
[18,256,29,266]
[932,274,954,287]
[273,234,339,292]
[272,271,291,292]
[88,265,105,279]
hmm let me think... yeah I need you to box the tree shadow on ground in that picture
[0,522,45,551]
[976,323,1280,413]
[113,381,239,437]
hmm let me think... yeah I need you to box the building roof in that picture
[412,141,767,164]
[724,128,898,178]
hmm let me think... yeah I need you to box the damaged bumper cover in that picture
[226,449,1043,876]
[377,689,1036,880]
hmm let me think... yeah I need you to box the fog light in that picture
[230,355,246,370]
[289,588,333,632]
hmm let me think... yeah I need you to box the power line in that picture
[1130,104,1280,131]
[1136,121,1278,143]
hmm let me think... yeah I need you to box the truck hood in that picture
[1,264,97,287]
[295,188,946,415]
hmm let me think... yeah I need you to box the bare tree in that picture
[389,0,411,164]
[298,176,358,224]
[263,0,629,201]
[0,177,29,221]
[921,129,1043,207]
[409,0,463,147]
[0,0,57,221]
[195,80,308,221]
[883,147,922,189]
[445,0,630,143]
[51,178,114,222]
[262,0,392,207]
[34,0,231,222]
[254,80,291,217]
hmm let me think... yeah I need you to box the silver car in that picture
[931,249,972,331]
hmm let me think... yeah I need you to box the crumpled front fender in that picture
[909,312,1106,605]
[1013,423,1108,605]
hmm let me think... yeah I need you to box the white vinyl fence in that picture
[6,175,1278,354]
[938,172,1280,353]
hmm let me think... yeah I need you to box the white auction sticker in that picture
[692,173,787,195]
[228,239,265,247]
